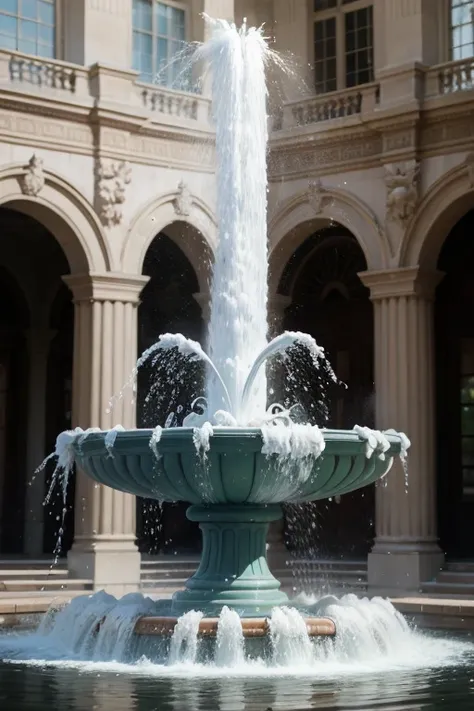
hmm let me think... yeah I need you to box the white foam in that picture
[149,425,163,459]
[104,425,125,457]
[261,423,325,460]
[193,422,214,455]
[353,425,391,460]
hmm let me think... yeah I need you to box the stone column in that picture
[64,273,149,595]
[359,267,444,594]
[23,328,56,557]
[266,294,292,572]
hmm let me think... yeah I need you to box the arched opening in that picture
[436,208,474,559]
[279,225,374,558]
[0,266,29,554]
[0,206,74,558]
[137,227,204,555]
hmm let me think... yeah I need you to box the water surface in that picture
[1,647,474,711]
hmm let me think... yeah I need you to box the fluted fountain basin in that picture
[72,428,403,617]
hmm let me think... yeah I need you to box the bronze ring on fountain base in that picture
[134,616,336,638]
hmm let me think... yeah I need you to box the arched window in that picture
[0,0,56,58]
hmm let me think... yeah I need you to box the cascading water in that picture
[195,20,270,422]
[0,591,469,673]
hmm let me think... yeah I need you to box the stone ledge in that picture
[391,596,474,616]
[134,616,336,638]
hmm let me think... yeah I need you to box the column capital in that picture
[358,267,444,301]
[63,273,150,304]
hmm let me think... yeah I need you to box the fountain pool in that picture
[1,18,472,704]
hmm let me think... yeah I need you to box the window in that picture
[450,0,474,60]
[0,0,56,58]
[314,0,373,93]
[461,339,474,497]
[133,0,189,88]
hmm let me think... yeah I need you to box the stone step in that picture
[421,581,474,596]
[291,566,367,581]
[0,568,66,579]
[288,558,367,571]
[433,571,474,585]
[0,578,93,593]
[445,561,474,573]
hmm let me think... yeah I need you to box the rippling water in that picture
[1,632,473,711]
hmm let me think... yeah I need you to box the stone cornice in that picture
[63,273,150,303]
[358,268,444,301]
[3,57,474,176]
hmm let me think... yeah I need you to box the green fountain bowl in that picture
[71,428,402,505]
[71,427,403,616]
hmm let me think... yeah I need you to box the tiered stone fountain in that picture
[61,19,407,647]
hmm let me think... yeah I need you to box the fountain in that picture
[43,20,408,654]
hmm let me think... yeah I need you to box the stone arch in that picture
[402,161,474,269]
[122,191,217,291]
[0,163,110,273]
[268,187,385,294]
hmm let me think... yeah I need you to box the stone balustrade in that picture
[272,83,380,132]
[139,84,211,124]
[0,50,87,94]
[0,50,212,131]
[425,58,474,97]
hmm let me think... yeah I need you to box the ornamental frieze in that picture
[269,136,382,178]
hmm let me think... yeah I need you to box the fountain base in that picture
[134,615,336,637]
[171,504,289,617]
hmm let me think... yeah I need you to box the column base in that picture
[68,536,141,596]
[171,504,289,617]
[368,539,444,595]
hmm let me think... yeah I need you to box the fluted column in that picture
[359,267,444,594]
[64,273,149,595]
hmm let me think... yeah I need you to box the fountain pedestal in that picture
[171,504,289,617]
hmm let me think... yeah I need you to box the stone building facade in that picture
[0,0,473,595]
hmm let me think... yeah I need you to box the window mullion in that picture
[337,11,345,89]
[152,4,156,80]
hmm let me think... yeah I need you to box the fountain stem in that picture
[171,504,289,617]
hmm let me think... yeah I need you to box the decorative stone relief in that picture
[385,160,419,226]
[20,154,45,197]
[173,180,193,217]
[307,178,327,215]
[96,159,131,227]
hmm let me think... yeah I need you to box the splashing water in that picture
[269,607,314,666]
[215,606,245,667]
[0,592,470,674]
[169,611,204,665]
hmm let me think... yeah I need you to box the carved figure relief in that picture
[96,159,131,226]
[20,154,45,197]
[385,160,419,226]
[308,178,327,215]
[173,180,193,217]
